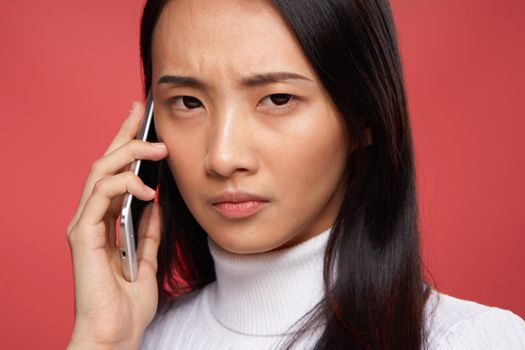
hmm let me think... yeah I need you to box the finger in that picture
[72,172,156,249]
[136,202,162,279]
[103,101,145,156]
[105,213,117,249]
[93,139,167,178]
[66,101,147,235]
[68,140,167,233]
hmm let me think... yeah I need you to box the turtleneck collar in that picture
[205,227,332,336]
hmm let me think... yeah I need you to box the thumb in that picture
[136,202,162,279]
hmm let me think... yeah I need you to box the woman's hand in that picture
[66,101,168,349]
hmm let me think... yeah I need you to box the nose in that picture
[203,107,258,178]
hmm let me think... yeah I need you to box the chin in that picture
[206,225,290,255]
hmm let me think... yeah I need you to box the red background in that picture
[1,0,523,348]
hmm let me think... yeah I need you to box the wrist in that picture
[68,332,140,350]
[67,339,139,350]
[67,340,113,350]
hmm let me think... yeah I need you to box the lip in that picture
[209,191,270,219]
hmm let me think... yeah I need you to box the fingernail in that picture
[129,101,137,114]
[151,142,166,149]
[144,185,156,195]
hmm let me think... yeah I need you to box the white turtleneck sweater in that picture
[139,228,525,349]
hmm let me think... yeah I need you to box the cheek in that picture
[161,130,206,197]
[266,110,347,201]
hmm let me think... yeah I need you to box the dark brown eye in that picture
[181,96,202,109]
[269,94,292,106]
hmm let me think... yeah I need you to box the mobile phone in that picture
[119,89,160,282]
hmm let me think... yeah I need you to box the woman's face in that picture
[152,0,349,253]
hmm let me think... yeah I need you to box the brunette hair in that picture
[139,1,433,349]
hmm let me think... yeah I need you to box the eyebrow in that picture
[156,71,313,89]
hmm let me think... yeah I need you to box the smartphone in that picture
[119,89,160,282]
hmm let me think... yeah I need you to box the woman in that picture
[66,0,525,349]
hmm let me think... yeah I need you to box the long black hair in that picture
[139,1,433,349]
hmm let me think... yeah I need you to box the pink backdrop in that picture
[1,0,523,348]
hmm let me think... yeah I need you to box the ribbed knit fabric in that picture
[207,227,331,337]
[140,227,525,349]
[424,290,525,349]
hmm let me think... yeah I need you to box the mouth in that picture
[209,191,270,219]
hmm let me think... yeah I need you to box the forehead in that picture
[151,0,316,80]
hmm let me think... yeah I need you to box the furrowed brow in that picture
[240,71,313,87]
[157,75,208,89]
[157,71,312,89]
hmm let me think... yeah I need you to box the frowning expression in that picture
[151,0,349,253]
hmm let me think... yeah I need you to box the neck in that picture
[206,227,332,336]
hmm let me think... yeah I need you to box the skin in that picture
[152,0,350,254]
[67,0,352,348]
